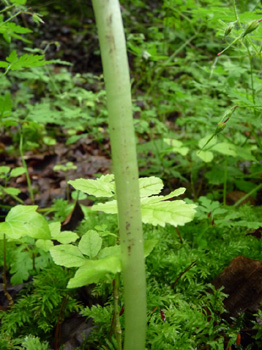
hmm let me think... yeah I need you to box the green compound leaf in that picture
[139,176,163,197]
[72,176,196,228]
[140,198,196,227]
[68,174,115,198]
[78,230,102,258]
[98,245,121,259]
[0,61,8,68]
[1,51,53,73]
[67,255,121,288]
[92,200,117,214]
[53,230,79,244]
[50,244,86,268]
[93,187,195,227]
[0,22,32,43]
[36,239,54,252]
[0,205,51,240]
[49,222,78,244]
[10,251,32,284]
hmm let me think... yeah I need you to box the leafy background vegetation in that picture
[0,0,262,349]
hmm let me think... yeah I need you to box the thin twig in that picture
[171,261,196,289]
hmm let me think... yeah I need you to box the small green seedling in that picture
[53,161,77,172]
[0,166,26,204]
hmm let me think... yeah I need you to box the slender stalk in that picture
[0,10,22,26]
[1,186,23,204]
[232,0,241,26]
[91,2,147,350]
[233,183,262,207]
[0,5,15,14]
[19,133,34,203]
[223,157,228,206]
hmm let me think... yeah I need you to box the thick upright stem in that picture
[91,1,147,350]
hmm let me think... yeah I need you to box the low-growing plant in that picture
[0,265,79,345]
[0,165,26,204]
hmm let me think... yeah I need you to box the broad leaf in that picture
[211,142,236,157]
[0,205,51,240]
[139,176,163,197]
[98,245,121,259]
[67,255,121,288]
[140,199,197,227]
[68,174,115,197]
[160,188,186,200]
[49,222,61,236]
[53,230,79,244]
[50,245,86,268]
[0,166,10,176]
[78,230,102,258]
[93,193,196,227]
[3,187,20,196]
[36,239,54,252]
[10,167,26,177]
[92,200,117,214]
[196,150,214,162]
[49,222,78,244]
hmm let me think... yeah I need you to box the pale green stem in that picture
[113,274,122,350]
[232,0,241,26]
[246,45,255,105]
[3,234,14,306]
[0,10,22,26]
[91,2,147,350]
[0,5,15,14]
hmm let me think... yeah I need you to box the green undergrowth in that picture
[1,201,262,349]
[1,0,262,349]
